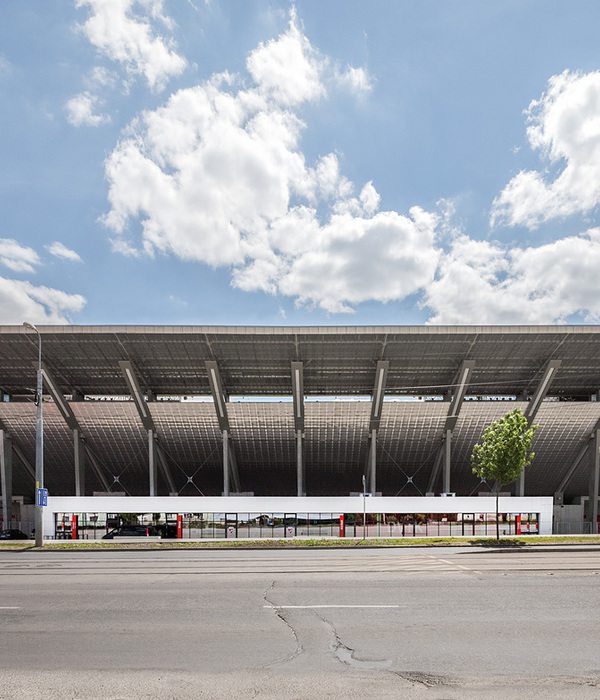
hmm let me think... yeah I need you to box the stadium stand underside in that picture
[2,324,600,505]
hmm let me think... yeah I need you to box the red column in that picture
[177,514,182,539]
[339,514,344,538]
[71,515,78,540]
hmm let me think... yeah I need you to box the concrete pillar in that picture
[73,428,85,496]
[443,429,452,494]
[223,429,229,496]
[590,429,600,534]
[148,429,157,496]
[296,429,303,497]
[0,431,12,528]
[370,429,377,495]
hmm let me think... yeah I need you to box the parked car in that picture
[0,529,29,540]
[102,525,158,539]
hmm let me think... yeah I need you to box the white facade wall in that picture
[44,495,553,536]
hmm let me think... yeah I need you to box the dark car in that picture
[102,525,158,539]
[0,529,29,540]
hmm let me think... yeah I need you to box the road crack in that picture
[318,614,392,670]
[262,581,303,666]
[389,670,457,687]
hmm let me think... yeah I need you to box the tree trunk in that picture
[496,487,500,541]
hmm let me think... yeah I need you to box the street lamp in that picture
[23,322,43,547]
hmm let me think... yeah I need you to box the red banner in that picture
[177,514,182,539]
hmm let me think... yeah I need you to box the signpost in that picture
[36,488,47,507]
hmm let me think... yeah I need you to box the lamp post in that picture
[23,322,43,547]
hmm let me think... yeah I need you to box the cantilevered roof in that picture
[2,324,600,398]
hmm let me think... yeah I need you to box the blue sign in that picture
[37,488,48,507]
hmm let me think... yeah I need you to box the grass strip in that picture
[3,535,600,551]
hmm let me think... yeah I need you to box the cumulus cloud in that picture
[492,70,600,229]
[0,277,86,324]
[0,239,41,274]
[65,91,110,126]
[247,9,325,106]
[424,228,600,324]
[45,242,83,263]
[235,206,439,313]
[102,13,438,312]
[76,0,187,90]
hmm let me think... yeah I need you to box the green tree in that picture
[471,408,537,540]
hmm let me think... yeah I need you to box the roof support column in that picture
[554,443,589,505]
[206,361,241,496]
[291,362,305,497]
[443,428,452,494]
[366,361,388,495]
[590,429,600,534]
[518,360,561,496]
[555,416,600,505]
[148,429,157,497]
[369,428,377,495]
[0,430,13,527]
[428,360,474,494]
[73,428,85,497]
[120,361,176,496]
[296,430,303,498]
[35,362,92,496]
[223,428,229,496]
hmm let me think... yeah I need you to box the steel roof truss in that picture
[524,360,562,425]
[205,361,230,431]
[118,361,155,431]
[291,361,304,432]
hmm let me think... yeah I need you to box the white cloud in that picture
[247,10,325,106]
[334,65,373,95]
[102,13,437,313]
[235,206,439,313]
[87,65,118,89]
[76,0,187,90]
[0,239,41,274]
[65,91,110,127]
[45,242,83,263]
[0,277,86,324]
[424,228,600,324]
[492,70,600,229]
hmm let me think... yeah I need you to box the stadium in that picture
[1,324,599,539]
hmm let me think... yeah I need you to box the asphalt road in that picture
[1,546,600,699]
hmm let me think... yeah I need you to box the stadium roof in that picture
[2,324,600,398]
[2,325,600,503]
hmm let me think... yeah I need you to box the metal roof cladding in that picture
[3,324,600,398]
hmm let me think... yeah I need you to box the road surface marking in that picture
[264,605,401,609]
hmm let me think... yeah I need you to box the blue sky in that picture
[2,1,600,326]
